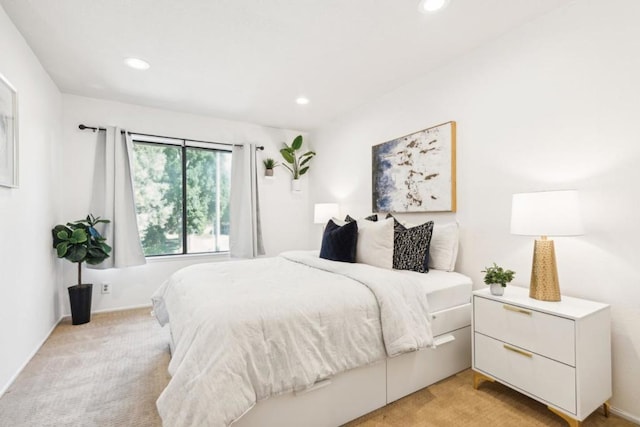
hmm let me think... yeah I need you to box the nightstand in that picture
[472,287,611,427]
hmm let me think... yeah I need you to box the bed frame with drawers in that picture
[232,302,471,427]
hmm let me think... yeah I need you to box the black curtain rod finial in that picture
[78,124,103,132]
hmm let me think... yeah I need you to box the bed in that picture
[152,250,472,427]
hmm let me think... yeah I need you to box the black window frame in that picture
[131,134,232,257]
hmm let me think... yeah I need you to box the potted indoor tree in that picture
[52,214,112,325]
[280,135,315,191]
[263,158,279,177]
[481,263,515,296]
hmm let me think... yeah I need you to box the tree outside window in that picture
[132,141,231,256]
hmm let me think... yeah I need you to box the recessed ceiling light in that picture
[296,97,310,105]
[124,57,150,70]
[418,0,449,13]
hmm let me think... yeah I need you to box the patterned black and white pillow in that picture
[386,213,405,234]
[386,214,434,273]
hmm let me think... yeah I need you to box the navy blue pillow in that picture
[319,220,358,263]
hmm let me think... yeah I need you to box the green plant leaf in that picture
[70,228,88,244]
[291,135,303,150]
[66,246,87,263]
[280,149,295,164]
[300,156,313,167]
[299,166,310,176]
[300,151,315,158]
[56,242,68,257]
[52,225,72,248]
[87,248,108,260]
[89,215,109,225]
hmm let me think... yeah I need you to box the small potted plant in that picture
[52,214,112,325]
[280,135,315,191]
[263,158,279,177]
[481,263,515,296]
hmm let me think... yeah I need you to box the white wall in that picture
[310,0,640,420]
[0,6,62,394]
[61,94,312,313]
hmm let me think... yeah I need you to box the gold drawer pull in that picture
[503,304,532,316]
[503,344,533,358]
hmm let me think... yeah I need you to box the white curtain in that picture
[229,144,264,258]
[89,127,146,268]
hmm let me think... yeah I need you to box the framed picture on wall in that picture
[0,73,18,188]
[372,121,456,213]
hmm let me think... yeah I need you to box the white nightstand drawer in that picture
[474,333,576,414]
[474,296,575,366]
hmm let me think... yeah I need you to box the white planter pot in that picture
[489,283,505,296]
[292,178,301,192]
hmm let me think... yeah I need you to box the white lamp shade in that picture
[511,190,584,236]
[314,203,339,224]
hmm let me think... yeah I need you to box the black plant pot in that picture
[68,283,93,325]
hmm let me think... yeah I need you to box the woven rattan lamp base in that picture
[529,237,561,301]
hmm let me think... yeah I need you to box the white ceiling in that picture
[1,0,571,131]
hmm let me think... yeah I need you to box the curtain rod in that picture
[78,124,264,150]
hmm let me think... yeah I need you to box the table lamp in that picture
[314,203,339,225]
[510,190,584,301]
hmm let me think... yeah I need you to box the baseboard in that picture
[93,303,152,314]
[60,303,153,319]
[610,406,640,425]
[0,315,64,398]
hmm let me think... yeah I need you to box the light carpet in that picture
[0,308,635,427]
[0,308,169,427]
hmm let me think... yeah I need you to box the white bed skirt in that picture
[231,302,472,427]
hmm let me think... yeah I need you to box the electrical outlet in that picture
[101,282,111,294]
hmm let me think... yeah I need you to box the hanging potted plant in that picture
[52,214,112,325]
[280,135,315,191]
[263,158,279,177]
[481,263,515,296]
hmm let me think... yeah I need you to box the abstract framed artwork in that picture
[0,73,18,188]
[372,121,456,213]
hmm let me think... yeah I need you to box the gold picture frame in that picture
[372,121,456,212]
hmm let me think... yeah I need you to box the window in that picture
[131,135,232,256]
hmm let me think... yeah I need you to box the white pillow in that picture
[356,217,394,269]
[428,222,459,271]
[330,217,347,226]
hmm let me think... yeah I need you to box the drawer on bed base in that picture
[233,360,386,427]
[387,326,471,403]
[431,303,471,337]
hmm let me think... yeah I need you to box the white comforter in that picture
[152,251,434,427]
